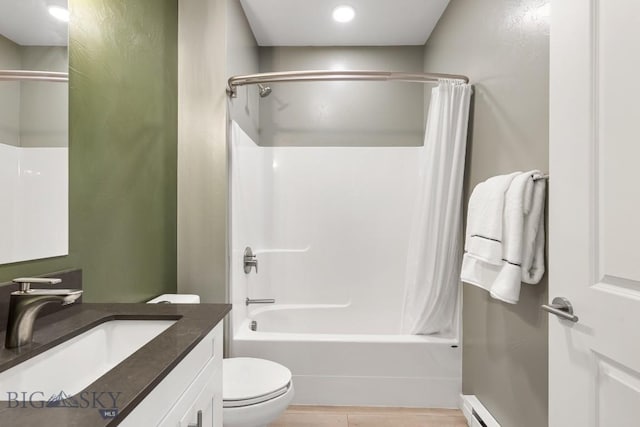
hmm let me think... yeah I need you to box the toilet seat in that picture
[223,358,292,408]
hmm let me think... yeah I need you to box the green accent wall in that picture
[0,0,178,302]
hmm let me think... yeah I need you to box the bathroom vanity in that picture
[0,302,230,426]
[122,318,224,426]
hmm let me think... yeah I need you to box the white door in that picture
[550,0,640,425]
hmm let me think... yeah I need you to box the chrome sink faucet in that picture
[5,277,83,349]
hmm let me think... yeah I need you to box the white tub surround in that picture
[230,121,461,407]
[0,143,68,263]
[230,122,423,337]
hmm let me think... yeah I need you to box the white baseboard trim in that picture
[459,394,501,427]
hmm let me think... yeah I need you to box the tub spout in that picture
[246,298,275,306]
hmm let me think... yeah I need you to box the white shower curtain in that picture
[401,79,472,335]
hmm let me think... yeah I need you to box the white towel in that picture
[461,171,546,304]
[464,172,520,265]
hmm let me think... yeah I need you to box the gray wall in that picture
[226,0,259,142]
[0,37,68,148]
[0,35,22,147]
[423,1,549,426]
[258,46,424,147]
[19,46,68,147]
[177,0,259,303]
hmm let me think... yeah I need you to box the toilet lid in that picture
[223,358,292,405]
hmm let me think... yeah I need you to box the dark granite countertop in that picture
[0,303,231,426]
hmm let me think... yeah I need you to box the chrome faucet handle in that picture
[244,247,258,274]
[12,277,62,292]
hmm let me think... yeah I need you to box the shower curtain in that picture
[401,80,472,335]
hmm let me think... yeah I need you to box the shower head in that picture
[257,84,272,98]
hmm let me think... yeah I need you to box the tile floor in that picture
[270,406,468,427]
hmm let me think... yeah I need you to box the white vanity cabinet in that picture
[120,322,223,427]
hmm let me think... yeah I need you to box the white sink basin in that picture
[0,319,176,400]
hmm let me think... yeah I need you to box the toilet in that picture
[222,357,294,427]
[147,294,294,427]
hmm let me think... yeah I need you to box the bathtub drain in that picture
[250,320,258,331]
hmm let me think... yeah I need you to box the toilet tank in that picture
[147,294,200,304]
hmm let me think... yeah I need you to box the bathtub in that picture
[230,304,462,408]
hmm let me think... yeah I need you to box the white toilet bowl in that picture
[223,357,294,427]
[146,295,293,426]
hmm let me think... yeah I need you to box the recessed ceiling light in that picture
[332,5,355,23]
[48,6,69,23]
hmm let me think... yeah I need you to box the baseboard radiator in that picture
[460,395,501,427]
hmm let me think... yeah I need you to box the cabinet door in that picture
[179,367,222,427]
[125,323,223,427]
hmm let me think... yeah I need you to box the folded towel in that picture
[461,171,546,303]
[520,177,546,284]
[463,172,520,267]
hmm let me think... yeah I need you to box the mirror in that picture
[0,0,69,264]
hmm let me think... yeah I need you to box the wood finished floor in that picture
[270,406,468,427]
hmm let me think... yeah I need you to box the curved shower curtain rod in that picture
[0,70,68,82]
[226,70,470,98]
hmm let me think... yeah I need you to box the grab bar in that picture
[246,298,275,306]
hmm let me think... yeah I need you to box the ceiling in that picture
[0,0,68,46]
[240,0,450,46]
